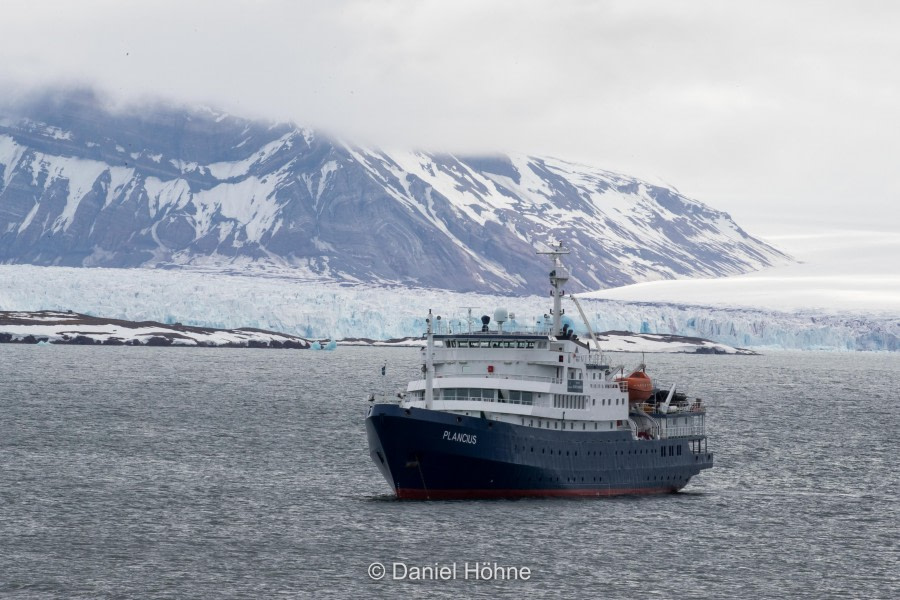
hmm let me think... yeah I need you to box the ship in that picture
[365,244,713,499]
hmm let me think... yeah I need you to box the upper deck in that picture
[388,244,707,441]
[403,326,635,423]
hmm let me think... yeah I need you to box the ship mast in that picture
[425,309,434,408]
[537,242,570,337]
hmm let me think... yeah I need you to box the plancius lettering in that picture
[442,430,477,445]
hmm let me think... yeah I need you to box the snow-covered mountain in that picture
[0,89,790,293]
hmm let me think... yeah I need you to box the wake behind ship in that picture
[365,245,713,499]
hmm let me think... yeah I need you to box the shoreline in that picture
[0,311,756,354]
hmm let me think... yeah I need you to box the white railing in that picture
[589,381,628,392]
[636,401,705,415]
[438,396,534,406]
[573,353,605,365]
[435,373,562,385]
[658,425,706,439]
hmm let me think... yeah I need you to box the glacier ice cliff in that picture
[0,265,894,351]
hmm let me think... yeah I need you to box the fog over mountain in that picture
[0,89,790,294]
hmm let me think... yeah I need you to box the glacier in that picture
[0,265,894,351]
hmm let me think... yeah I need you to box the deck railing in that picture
[434,373,562,385]
[658,424,706,438]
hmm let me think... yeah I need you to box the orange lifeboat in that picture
[616,369,654,403]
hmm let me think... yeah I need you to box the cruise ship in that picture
[365,245,713,499]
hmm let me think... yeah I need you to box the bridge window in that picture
[441,388,496,401]
[508,390,533,405]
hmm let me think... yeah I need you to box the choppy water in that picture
[1,345,897,599]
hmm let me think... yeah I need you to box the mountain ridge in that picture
[0,89,791,294]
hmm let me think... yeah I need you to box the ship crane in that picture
[569,294,603,364]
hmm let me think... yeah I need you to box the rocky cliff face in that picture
[0,89,790,293]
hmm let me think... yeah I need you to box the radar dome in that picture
[493,308,509,324]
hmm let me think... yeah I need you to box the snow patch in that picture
[0,134,27,191]
[206,132,294,180]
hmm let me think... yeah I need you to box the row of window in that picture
[431,388,622,411]
[553,394,586,409]
[552,395,625,410]
[444,340,546,349]
[511,443,684,460]
[520,418,617,431]
[440,388,534,405]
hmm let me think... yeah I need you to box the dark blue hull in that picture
[366,404,713,499]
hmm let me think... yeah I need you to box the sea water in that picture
[1,345,897,599]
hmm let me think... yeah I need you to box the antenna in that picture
[460,307,478,334]
[536,241,571,337]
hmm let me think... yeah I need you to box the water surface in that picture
[1,346,897,598]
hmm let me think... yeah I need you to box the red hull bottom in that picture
[395,486,680,500]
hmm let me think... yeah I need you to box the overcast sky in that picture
[1,0,898,239]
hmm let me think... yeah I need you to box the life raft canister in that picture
[616,369,654,403]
